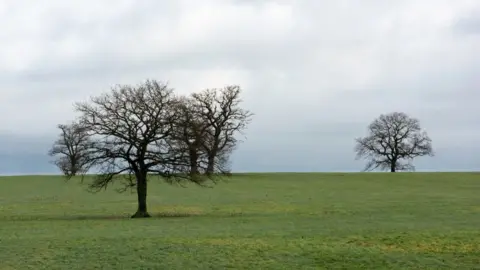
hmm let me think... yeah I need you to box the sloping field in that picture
[0,173,479,269]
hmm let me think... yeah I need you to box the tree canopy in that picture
[354,112,433,172]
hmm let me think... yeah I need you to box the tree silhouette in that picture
[49,122,93,176]
[190,86,253,175]
[355,112,433,172]
[69,80,231,218]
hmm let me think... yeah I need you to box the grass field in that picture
[0,173,479,269]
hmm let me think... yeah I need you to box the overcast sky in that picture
[0,0,479,174]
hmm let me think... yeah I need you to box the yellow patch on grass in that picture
[169,238,273,249]
[470,206,480,212]
[218,202,300,215]
[348,238,479,253]
[151,205,205,216]
[30,246,56,266]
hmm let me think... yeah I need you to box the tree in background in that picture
[354,112,433,172]
[50,79,253,218]
[169,86,253,176]
[48,122,93,176]
[190,86,253,175]
[169,96,210,176]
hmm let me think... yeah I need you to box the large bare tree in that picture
[70,80,223,218]
[49,122,93,176]
[354,112,434,172]
[190,85,253,175]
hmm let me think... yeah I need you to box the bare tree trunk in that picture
[206,155,215,175]
[189,149,199,175]
[131,172,151,218]
[390,161,396,173]
[190,163,199,175]
[204,137,221,175]
[70,158,78,176]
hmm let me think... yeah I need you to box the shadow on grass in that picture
[0,211,250,222]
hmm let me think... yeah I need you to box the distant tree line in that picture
[49,80,252,218]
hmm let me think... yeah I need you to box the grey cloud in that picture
[1,0,479,174]
[0,133,55,175]
[0,133,52,155]
[453,8,480,35]
[0,153,55,175]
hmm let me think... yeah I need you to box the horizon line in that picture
[0,169,479,177]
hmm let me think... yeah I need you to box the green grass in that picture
[0,173,479,269]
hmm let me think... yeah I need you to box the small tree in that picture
[354,112,434,172]
[190,86,253,174]
[71,80,225,218]
[49,122,92,176]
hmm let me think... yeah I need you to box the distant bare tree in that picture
[71,80,224,218]
[354,112,434,172]
[190,86,253,175]
[49,122,92,176]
